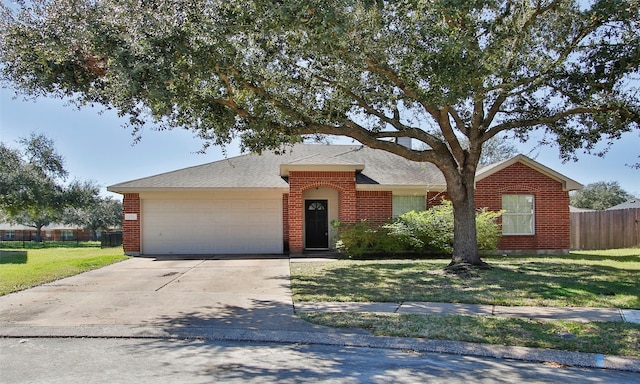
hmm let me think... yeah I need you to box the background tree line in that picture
[0,133,121,242]
[570,181,636,210]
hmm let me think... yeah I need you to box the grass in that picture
[291,248,640,357]
[300,312,640,358]
[290,249,640,309]
[0,244,128,296]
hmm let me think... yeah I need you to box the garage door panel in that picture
[142,198,282,255]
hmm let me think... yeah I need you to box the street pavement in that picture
[0,256,639,375]
[3,338,640,384]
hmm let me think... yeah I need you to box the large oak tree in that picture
[1,0,639,265]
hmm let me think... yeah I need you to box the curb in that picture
[2,325,639,373]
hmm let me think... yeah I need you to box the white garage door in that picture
[142,196,283,255]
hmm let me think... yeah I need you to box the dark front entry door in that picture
[305,200,329,249]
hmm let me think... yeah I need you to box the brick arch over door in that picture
[286,171,357,254]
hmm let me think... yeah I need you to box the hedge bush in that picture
[334,200,502,258]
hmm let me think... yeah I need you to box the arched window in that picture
[307,202,326,211]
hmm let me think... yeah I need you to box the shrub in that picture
[475,208,503,251]
[333,200,502,258]
[333,220,405,258]
[387,201,455,254]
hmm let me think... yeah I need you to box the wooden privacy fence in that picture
[570,208,640,250]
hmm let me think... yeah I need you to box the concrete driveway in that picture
[0,257,320,338]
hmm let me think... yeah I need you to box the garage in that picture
[141,192,283,255]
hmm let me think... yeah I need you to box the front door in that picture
[305,200,328,249]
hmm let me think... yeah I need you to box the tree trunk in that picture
[35,226,43,243]
[447,170,485,267]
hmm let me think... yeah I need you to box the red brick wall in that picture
[427,191,449,208]
[475,163,571,251]
[356,191,392,223]
[287,171,357,254]
[122,193,141,255]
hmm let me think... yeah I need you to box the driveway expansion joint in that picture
[154,260,206,292]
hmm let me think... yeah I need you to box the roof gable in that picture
[476,154,583,191]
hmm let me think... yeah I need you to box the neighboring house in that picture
[0,223,93,242]
[107,143,582,256]
[606,197,640,211]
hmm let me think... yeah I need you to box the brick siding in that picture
[356,191,392,223]
[122,193,141,255]
[287,171,357,254]
[475,162,570,250]
[426,191,450,208]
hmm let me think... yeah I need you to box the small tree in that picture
[570,181,632,210]
[0,133,98,241]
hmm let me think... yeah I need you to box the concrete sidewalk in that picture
[294,301,640,324]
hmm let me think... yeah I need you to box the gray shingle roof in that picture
[606,198,640,210]
[107,144,445,192]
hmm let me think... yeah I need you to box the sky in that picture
[2,86,640,200]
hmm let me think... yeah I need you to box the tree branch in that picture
[297,121,447,164]
[364,59,441,119]
[440,107,466,164]
[312,72,410,133]
[487,105,640,136]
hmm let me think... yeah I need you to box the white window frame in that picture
[392,195,426,217]
[502,194,535,235]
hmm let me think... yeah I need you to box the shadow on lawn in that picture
[291,261,640,307]
[490,262,640,304]
[0,250,27,264]
[563,253,640,263]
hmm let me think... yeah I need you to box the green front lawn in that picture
[291,249,640,309]
[300,312,640,358]
[291,248,640,357]
[0,245,128,295]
